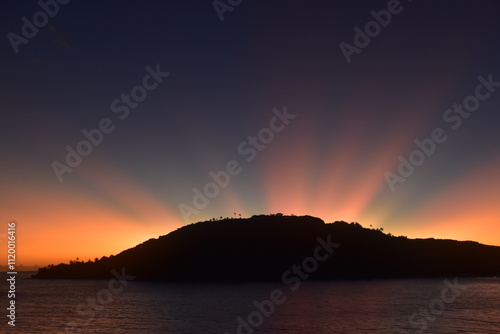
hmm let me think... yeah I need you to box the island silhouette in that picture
[33,214,500,281]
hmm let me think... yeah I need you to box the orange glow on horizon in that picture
[391,160,500,246]
[0,160,183,267]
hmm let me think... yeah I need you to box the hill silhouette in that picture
[33,214,500,281]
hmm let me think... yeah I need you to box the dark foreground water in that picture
[2,272,500,333]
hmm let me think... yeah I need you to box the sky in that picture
[1,0,500,267]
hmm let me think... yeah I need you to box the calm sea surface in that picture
[3,272,500,333]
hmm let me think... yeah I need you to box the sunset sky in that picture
[1,0,500,267]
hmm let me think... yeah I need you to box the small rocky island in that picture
[33,214,500,281]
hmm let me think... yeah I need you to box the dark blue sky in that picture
[1,0,500,265]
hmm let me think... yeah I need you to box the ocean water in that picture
[3,272,500,333]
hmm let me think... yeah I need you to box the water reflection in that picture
[12,273,500,333]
